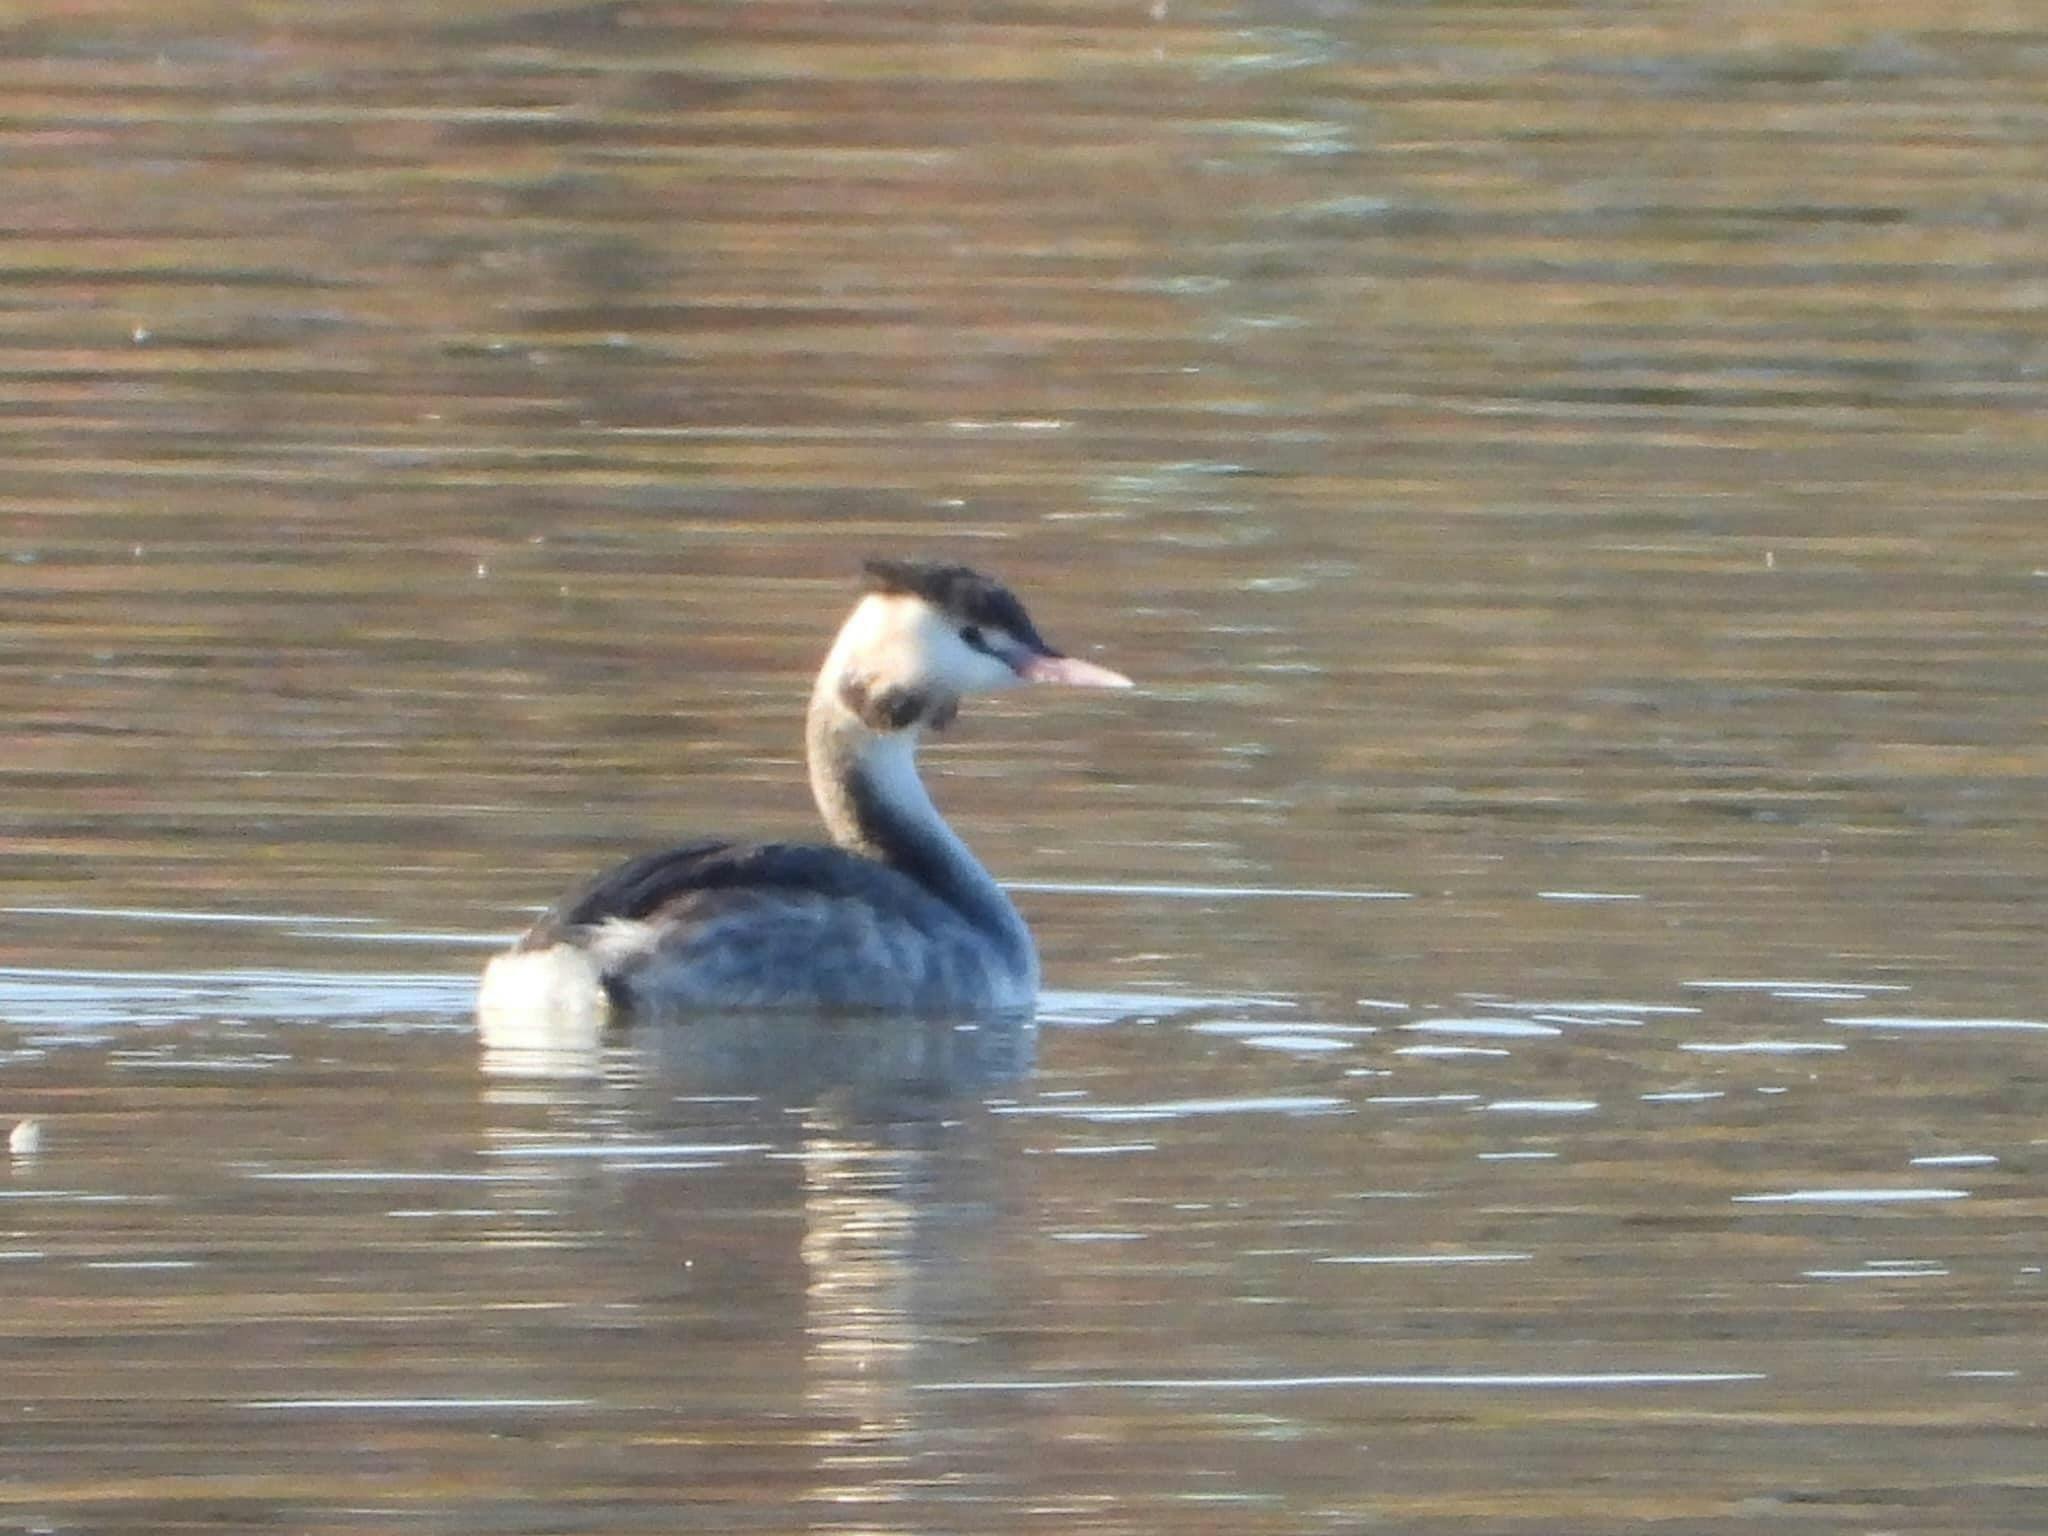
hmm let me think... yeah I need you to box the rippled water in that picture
[4,956,2044,1530]
[4,0,2046,1530]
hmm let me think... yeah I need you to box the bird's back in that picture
[502,838,1034,1016]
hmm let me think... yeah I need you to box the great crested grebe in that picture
[477,560,1131,1021]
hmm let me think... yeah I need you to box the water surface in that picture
[4,0,2046,1530]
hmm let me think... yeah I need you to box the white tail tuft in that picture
[476,944,611,1065]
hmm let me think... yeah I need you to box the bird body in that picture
[477,560,1129,1022]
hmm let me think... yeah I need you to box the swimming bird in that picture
[477,559,1131,1022]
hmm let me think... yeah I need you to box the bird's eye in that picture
[960,625,987,652]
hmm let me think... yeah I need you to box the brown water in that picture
[4,0,2047,1530]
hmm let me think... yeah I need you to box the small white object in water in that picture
[8,1118,42,1157]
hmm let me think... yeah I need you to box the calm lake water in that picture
[3,0,2046,1530]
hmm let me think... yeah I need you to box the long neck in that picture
[806,680,1033,979]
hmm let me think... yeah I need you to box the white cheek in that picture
[978,653,1024,691]
[911,613,1011,693]
[955,635,1024,692]
[836,598,1022,697]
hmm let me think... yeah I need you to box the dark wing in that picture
[515,838,942,951]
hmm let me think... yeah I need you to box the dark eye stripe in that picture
[961,625,989,652]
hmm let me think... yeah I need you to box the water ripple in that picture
[919,1370,1766,1393]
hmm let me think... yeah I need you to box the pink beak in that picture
[1015,652,1133,688]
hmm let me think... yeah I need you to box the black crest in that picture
[860,559,1052,654]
